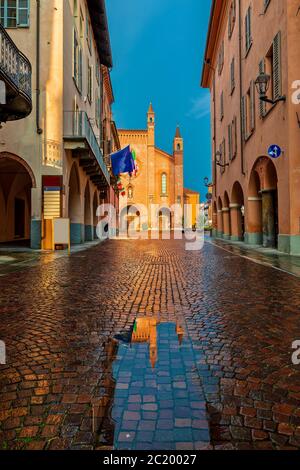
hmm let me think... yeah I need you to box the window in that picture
[259,32,282,117]
[228,0,236,38]
[95,92,101,128]
[96,60,101,86]
[73,29,82,92]
[73,0,78,17]
[79,9,84,39]
[220,91,224,121]
[128,185,133,200]
[230,57,235,94]
[0,0,29,27]
[241,81,255,141]
[86,15,92,52]
[228,116,237,161]
[218,41,224,75]
[161,173,167,195]
[87,61,92,102]
[220,139,226,174]
[245,6,252,55]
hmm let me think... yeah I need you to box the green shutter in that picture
[273,31,282,100]
[259,59,266,117]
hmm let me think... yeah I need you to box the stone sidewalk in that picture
[1,239,300,449]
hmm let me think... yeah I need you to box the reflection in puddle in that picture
[97,319,210,450]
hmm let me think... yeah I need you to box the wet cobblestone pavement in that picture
[1,239,300,450]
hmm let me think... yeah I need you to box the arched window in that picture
[177,143,181,151]
[128,184,133,199]
[161,173,167,195]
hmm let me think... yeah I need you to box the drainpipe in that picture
[238,0,245,175]
[36,0,42,134]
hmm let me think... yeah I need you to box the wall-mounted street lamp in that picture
[254,72,286,105]
[215,150,229,168]
[204,177,210,187]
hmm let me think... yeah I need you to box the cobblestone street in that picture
[1,239,300,450]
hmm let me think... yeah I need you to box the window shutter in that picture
[233,116,237,157]
[259,60,267,117]
[241,96,246,141]
[228,124,232,161]
[231,58,235,92]
[273,31,282,100]
[250,80,255,131]
[79,48,83,91]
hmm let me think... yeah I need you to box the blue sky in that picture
[106,0,212,201]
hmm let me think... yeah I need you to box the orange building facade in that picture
[202,0,300,254]
[118,104,199,231]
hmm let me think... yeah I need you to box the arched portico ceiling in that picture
[231,181,244,206]
[0,152,36,188]
[251,156,278,191]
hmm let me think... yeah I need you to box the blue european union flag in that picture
[111,146,135,176]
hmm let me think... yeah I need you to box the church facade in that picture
[118,104,199,231]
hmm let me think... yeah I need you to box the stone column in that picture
[262,189,276,248]
[222,208,231,240]
[212,210,218,237]
[245,197,263,245]
[230,204,243,241]
[217,210,223,238]
[31,186,42,249]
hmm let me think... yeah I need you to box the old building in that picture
[0,20,32,244]
[118,104,199,232]
[201,0,300,254]
[0,0,119,249]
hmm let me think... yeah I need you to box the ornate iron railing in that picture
[64,111,110,184]
[0,22,32,100]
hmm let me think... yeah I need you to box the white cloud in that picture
[187,94,211,120]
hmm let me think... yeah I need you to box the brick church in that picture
[118,104,199,231]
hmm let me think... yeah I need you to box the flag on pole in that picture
[111,146,135,176]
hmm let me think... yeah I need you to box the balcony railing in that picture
[64,111,110,185]
[0,22,32,101]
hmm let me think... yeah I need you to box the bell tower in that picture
[147,103,156,216]
[147,102,155,147]
[173,125,184,207]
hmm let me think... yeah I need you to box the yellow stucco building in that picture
[118,104,199,231]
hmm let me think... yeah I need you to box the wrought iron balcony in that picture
[64,111,110,187]
[0,23,32,122]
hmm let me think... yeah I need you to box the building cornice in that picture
[201,0,228,88]
[87,0,113,68]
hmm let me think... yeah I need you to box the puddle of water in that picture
[0,256,16,263]
[97,319,210,450]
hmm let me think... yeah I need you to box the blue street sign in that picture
[268,145,282,159]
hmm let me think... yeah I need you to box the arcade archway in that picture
[0,153,35,245]
[69,163,82,244]
[231,181,245,241]
[249,157,278,248]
